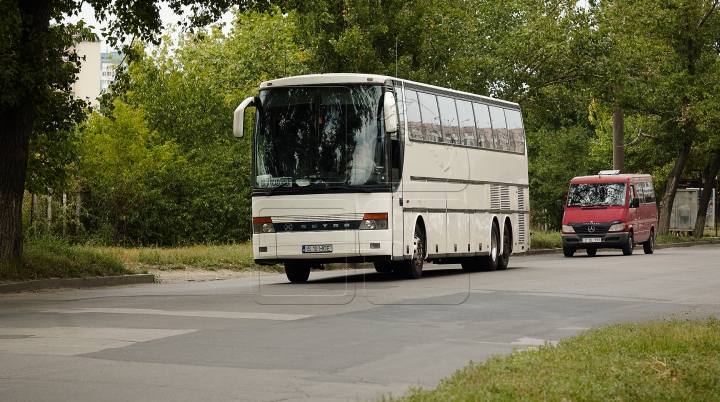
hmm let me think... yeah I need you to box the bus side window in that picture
[456,99,476,146]
[505,109,525,154]
[418,92,442,143]
[405,90,423,141]
[473,103,493,148]
[437,96,460,145]
[489,106,509,151]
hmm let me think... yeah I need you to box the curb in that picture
[520,240,720,257]
[0,274,155,294]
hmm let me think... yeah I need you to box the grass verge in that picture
[531,230,720,249]
[0,236,134,281]
[100,243,283,273]
[529,231,562,249]
[382,318,720,401]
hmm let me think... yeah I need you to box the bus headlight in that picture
[561,225,575,233]
[359,213,388,230]
[608,223,627,232]
[253,217,275,233]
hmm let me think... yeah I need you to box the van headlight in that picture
[562,225,575,233]
[608,223,627,232]
[359,213,388,230]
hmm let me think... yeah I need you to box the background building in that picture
[71,40,122,107]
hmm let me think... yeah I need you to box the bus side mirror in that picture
[630,198,640,208]
[556,199,565,212]
[383,92,398,134]
[233,96,257,138]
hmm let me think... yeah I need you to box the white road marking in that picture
[43,308,312,321]
[0,327,195,356]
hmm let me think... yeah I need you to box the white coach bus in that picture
[234,74,529,282]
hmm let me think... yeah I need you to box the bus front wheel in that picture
[285,262,311,283]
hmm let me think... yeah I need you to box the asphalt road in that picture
[1,245,719,402]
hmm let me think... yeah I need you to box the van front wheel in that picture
[622,232,634,256]
[563,246,575,257]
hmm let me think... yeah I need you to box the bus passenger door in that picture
[391,133,405,259]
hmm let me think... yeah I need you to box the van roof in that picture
[570,173,653,184]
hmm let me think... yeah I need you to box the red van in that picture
[558,171,658,257]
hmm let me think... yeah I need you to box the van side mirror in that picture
[556,199,565,212]
[233,96,257,138]
[383,92,398,134]
[630,197,640,208]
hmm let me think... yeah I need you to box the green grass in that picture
[531,229,720,249]
[530,231,562,249]
[381,318,720,401]
[100,243,283,273]
[0,236,134,281]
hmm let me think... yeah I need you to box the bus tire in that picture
[497,222,511,270]
[479,222,500,271]
[285,262,311,283]
[400,224,424,279]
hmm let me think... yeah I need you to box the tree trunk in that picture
[613,107,625,173]
[693,150,720,238]
[0,0,53,265]
[658,141,693,235]
[0,104,35,265]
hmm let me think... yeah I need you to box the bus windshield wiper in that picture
[266,182,290,195]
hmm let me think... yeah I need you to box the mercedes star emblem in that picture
[588,226,596,233]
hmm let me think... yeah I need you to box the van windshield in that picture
[567,183,627,207]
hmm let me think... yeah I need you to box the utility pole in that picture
[613,107,624,173]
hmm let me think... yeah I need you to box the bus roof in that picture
[570,173,653,184]
[258,73,519,109]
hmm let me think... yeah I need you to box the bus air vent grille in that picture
[490,186,501,210]
[517,188,525,210]
[518,214,526,245]
[501,186,511,210]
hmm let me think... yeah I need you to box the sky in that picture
[63,2,234,52]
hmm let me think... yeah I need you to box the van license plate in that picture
[582,238,601,243]
[302,245,333,253]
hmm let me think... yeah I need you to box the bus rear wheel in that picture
[497,222,511,270]
[285,262,311,283]
[479,222,500,271]
[400,224,424,279]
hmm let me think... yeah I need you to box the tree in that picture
[0,0,270,265]
[593,0,720,235]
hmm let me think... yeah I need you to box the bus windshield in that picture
[567,183,627,207]
[254,85,387,190]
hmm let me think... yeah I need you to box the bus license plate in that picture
[582,238,601,243]
[302,245,333,253]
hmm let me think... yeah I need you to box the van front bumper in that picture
[562,232,631,249]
